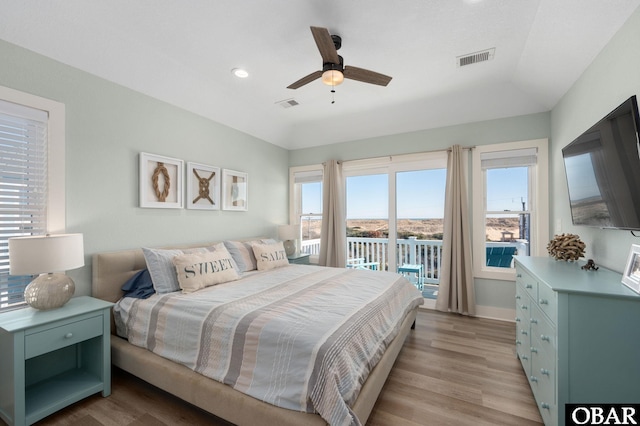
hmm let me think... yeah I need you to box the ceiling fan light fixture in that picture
[322,69,344,86]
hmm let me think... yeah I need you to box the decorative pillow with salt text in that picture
[252,241,290,271]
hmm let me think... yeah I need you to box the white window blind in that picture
[0,100,48,311]
[480,148,537,169]
[293,169,323,184]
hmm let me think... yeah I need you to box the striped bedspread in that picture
[114,265,423,426]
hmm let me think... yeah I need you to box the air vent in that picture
[275,98,299,108]
[457,48,495,67]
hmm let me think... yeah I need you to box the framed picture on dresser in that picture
[622,244,640,294]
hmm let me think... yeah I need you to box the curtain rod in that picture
[323,145,476,166]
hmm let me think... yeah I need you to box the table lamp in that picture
[278,224,299,256]
[9,233,84,310]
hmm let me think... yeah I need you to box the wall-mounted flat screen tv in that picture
[562,95,640,230]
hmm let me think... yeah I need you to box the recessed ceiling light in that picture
[232,68,249,78]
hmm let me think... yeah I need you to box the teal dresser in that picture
[514,257,640,426]
[0,296,113,426]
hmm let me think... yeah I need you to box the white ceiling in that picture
[1,0,639,150]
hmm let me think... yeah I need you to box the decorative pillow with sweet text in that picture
[172,249,240,293]
[252,241,290,271]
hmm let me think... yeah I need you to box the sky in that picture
[301,167,529,219]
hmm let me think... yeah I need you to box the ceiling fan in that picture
[287,26,392,90]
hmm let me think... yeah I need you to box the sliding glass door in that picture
[343,153,447,298]
[345,173,389,271]
[395,169,446,298]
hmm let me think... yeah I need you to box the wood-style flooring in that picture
[8,309,543,426]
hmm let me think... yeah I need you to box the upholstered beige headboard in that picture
[91,238,265,332]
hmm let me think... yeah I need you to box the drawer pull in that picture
[530,318,538,324]
[65,333,73,339]
[541,335,551,342]
[516,340,522,345]
[526,284,533,289]
[521,305,528,310]
[515,317,521,322]
[522,355,528,360]
[516,295,521,300]
[517,273,522,278]
[530,375,538,383]
[541,368,550,376]
[521,330,528,336]
[530,347,538,353]
[539,299,549,305]
[541,402,551,410]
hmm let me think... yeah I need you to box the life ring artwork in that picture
[222,169,248,211]
[187,162,221,210]
[139,152,184,209]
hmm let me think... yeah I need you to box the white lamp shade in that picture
[9,233,84,275]
[278,224,299,241]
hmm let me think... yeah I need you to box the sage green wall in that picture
[0,40,289,296]
[289,112,550,165]
[289,112,551,315]
[551,6,640,274]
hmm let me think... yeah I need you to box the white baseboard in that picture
[419,299,515,323]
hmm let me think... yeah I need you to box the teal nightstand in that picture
[287,253,310,265]
[0,296,113,426]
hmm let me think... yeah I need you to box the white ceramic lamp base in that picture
[24,273,75,310]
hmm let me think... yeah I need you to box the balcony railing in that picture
[300,237,526,286]
[301,237,444,285]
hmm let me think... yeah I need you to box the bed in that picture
[92,239,423,426]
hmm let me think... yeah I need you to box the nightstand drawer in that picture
[25,315,103,359]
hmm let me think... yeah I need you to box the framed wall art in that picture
[622,244,640,294]
[187,162,220,210]
[222,169,248,211]
[139,152,183,209]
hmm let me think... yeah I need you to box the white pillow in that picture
[142,247,205,294]
[252,241,290,271]
[172,249,240,293]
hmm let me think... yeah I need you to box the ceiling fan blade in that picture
[344,66,392,86]
[310,26,340,64]
[287,70,323,89]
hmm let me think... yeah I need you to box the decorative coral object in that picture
[547,233,586,261]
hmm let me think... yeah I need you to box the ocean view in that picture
[300,217,522,241]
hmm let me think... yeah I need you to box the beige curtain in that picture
[436,145,475,315]
[319,160,346,268]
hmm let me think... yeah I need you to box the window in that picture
[290,165,323,260]
[0,86,65,312]
[472,139,549,280]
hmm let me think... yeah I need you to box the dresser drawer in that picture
[530,303,556,353]
[537,281,558,324]
[25,315,103,359]
[531,345,557,426]
[516,268,538,300]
